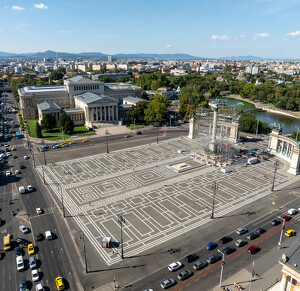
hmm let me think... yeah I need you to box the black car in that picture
[34,233,43,241]
[17,238,30,245]
[193,260,208,270]
[206,253,222,264]
[185,254,198,263]
[14,247,22,256]
[223,246,236,255]
[20,165,26,169]
[272,219,281,226]
[136,131,143,135]
[13,155,17,159]
[247,232,260,240]
[220,236,232,244]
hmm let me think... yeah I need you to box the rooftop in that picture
[280,235,300,272]
[37,101,61,112]
[104,82,142,91]
[64,75,100,84]
[19,85,67,95]
[74,92,117,105]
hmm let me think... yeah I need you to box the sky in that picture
[1,0,300,58]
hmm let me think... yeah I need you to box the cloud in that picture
[58,29,79,34]
[253,33,270,39]
[14,23,29,32]
[211,35,233,40]
[166,44,171,48]
[285,30,300,37]
[33,3,48,9]
[12,5,25,10]
[193,38,201,42]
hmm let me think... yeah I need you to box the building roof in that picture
[37,101,61,112]
[63,108,85,114]
[280,235,300,273]
[74,92,117,105]
[64,75,100,84]
[104,82,142,91]
[123,96,145,104]
[19,85,67,95]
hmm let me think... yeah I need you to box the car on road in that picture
[288,208,298,215]
[235,239,247,247]
[283,215,292,222]
[7,152,12,157]
[82,139,89,142]
[27,185,33,192]
[185,254,198,263]
[124,134,132,138]
[160,278,176,289]
[168,261,183,272]
[14,247,22,256]
[220,236,232,244]
[53,144,61,149]
[256,228,266,234]
[223,246,236,255]
[16,255,24,271]
[55,276,65,290]
[136,131,143,135]
[24,155,29,160]
[272,219,281,226]
[285,229,296,237]
[29,256,37,269]
[36,208,43,214]
[28,243,35,255]
[13,155,18,159]
[69,141,76,144]
[177,270,193,281]
[206,242,218,250]
[62,144,69,147]
[19,278,27,291]
[19,225,29,234]
[32,269,39,282]
[248,245,260,254]
[60,142,67,146]
[236,227,248,235]
[193,260,208,270]
[4,144,9,147]
[15,169,20,174]
[247,232,260,240]
[35,284,45,291]
[34,233,43,241]
[206,253,222,264]
[20,165,26,169]
[6,171,11,176]
[17,238,30,245]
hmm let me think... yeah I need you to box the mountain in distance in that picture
[218,55,267,61]
[115,53,204,60]
[0,51,18,57]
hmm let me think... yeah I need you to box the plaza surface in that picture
[37,137,297,266]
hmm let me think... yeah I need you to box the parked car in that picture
[247,232,260,240]
[35,284,45,291]
[27,185,33,192]
[160,278,176,289]
[124,134,132,138]
[185,254,198,263]
[223,246,236,255]
[272,219,281,226]
[29,256,37,269]
[288,208,298,215]
[177,270,193,281]
[55,276,65,290]
[256,228,266,234]
[36,208,43,214]
[136,131,143,135]
[28,243,35,255]
[206,253,222,264]
[32,269,39,282]
[283,215,292,222]
[236,227,248,235]
[23,155,29,160]
[248,245,260,254]
[34,233,43,241]
[193,260,208,270]
[285,229,296,237]
[206,242,218,250]
[14,247,22,256]
[20,165,26,169]
[19,225,29,234]
[168,261,183,272]
[235,239,247,247]
[19,278,27,291]
[220,236,232,244]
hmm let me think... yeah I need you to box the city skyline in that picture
[1,0,300,58]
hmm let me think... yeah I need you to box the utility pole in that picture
[278,217,285,249]
[211,181,218,219]
[118,214,126,259]
[40,158,45,184]
[218,250,225,288]
[255,118,259,137]
[79,230,88,273]
[105,130,109,153]
[271,160,279,191]
[57,183,65,218]
[62,127,64,141]
[134,119,136,131]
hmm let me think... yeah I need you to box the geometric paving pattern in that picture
[36,138,298,265]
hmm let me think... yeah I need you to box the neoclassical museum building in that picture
[18,76,142,127]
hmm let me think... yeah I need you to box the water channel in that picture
[222,97,300,134]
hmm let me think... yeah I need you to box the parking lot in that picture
[37,137,297,266]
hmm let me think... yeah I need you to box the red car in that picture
[283,215,291,222]
[248,245,260,254]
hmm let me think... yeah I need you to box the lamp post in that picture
[134,119,136,131]
[218,249,225,288]
[278,216,285,249]
[79,230,88,273]
[271,160,279,191]
[118,214,126,259]
[105,130,109,153]
[40,158,45,184]
[42,140,47,166]
[55,183,65,218]
[211,181,218,219]
[169,115,173,127]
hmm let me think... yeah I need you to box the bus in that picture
[4,235,11,251]
[16,131,21,139]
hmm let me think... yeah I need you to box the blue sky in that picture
[1,0,300,58]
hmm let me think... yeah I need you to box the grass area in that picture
[26,120,95,141]
[127,123,146,130]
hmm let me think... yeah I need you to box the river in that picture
[222,97,300,134]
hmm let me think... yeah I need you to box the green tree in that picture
[58,113,74,135]
[127,101,148,122]
[240,83,255,98]
[144,94,169,122]
[35,122,43,138]
[41,113,56,131]
[291,131,300,142]
[49,69,64,81]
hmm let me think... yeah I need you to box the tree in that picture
[49,69,64,81]
[144,94,169,122]
[240,83,255,98]
[127,101,148,122]
[35,122,43,138]
[41,113,56,131]
[58,113,74,135]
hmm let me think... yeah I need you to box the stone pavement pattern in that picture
[36,138,297,266]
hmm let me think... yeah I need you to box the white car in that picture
[6,171,11,176]
[36,208,43,214]
[288,208,298,215]
[236,227,248,235]
[32,269,39,282]
[15,169,20,174]
[35,284,45,291]
[7,153,12,157]
[24,155,29,160]
[19,225,29,234]
[168,261,183,272]
[27,185,33,192]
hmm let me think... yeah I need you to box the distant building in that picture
[170,69,187,76]
[14,65,23,74]
[92,72,131,81]
[246,66,259,74]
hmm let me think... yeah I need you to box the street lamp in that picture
[271,160,279,191]
[169,115,174,127]
[134,119,136,131]
[278,216,285,249]
[42,140,47,166]
[218,249,225,288]
[55,182,65,218]
[118,214,126,259]
[211,181,218,219]
[79,230,88,273]
[105,130,110,153]
[39,158,45,185]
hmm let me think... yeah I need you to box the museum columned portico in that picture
[86,104,119,122]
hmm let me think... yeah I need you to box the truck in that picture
[247,157,258,165]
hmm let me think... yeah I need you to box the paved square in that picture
[37,138,297,265]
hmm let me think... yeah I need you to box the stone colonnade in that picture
[86,105,118,122]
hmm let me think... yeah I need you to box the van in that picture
[16,255,25,271]
[221,167,233,173]
[247,157,258,165]
[19,186,25,194]
[4,235,11,251]
[45,231,52,240]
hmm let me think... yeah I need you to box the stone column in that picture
[279,274,288,291]
[115,105,118,121]
[104,106,107,121]
[188,117,195,139]
[96,107,99,121]
[112,105,115,120]
[100,106,103,121]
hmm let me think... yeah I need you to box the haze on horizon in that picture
[1,0,300,59]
